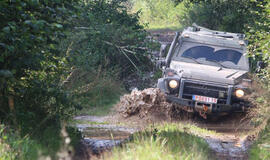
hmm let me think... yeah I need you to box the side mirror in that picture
[156,59,166,69]
[256,61,263,71]
[159,44,168,58]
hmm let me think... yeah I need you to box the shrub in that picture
[64,0,153,78]
[131,0,184,29]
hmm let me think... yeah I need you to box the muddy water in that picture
[74,116,136,154]
[74,113,254,159]
[196,113,254,160]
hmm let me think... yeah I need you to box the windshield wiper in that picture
[207,59,228,68]
[183,56,201,64]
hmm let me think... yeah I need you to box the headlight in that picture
[169,80,178,89]
[235,89,244,98]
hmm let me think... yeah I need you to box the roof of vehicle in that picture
[180,24,247,50]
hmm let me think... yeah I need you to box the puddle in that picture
[205,136,252,160]
[74,116,136,154]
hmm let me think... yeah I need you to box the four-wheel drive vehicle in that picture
[157,24,252,116]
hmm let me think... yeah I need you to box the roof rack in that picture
[188,23,245,40]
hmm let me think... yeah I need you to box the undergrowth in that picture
[249,120,270,160]
[64,68,125,116]
[248,78,270,160]
[0,124,81,160]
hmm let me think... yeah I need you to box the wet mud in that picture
[74,116,136,155]
[195,113,254,160]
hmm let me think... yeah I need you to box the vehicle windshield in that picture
[172,41,249,70]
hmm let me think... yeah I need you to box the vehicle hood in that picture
[170,61,248,85]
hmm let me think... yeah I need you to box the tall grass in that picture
[248,78,270,159]
[107,123,211,160]
[249,119,270,160]
[66,68,125,116]
[0,125,39,160]
[0,124,81,160]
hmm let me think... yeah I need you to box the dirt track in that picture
[73,113,255,160]
[192,113,254,160]
[73,88,256,160]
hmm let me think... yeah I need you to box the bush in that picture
[131,0,185,29]
[63,68,125,116]
[0,0,83,158]
[64,0,153,78]
[179,0,258,32]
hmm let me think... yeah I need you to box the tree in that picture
[0,1,80,154]
[180,0,259,32]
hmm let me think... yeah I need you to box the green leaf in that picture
[0,70,13,78]
[24,20,32,25]
[53,23,63,28]
[0,43,6,48]
[2,26,10,33]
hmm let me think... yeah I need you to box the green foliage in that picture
[0,0,152,158]
[0,125,39,160]
[109,123,210,160]
[0,0,80,123]
[249,120,270,160]
[0,124,81,160]
[65,0,152,77]
[0,0,80,158]
[131,0,184,29]
[246,1,270,83]
[68,69,124,116]
[180,0,258,32]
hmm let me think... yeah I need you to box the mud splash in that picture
[116,88,173,120]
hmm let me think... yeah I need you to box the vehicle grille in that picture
[182,82,228,104]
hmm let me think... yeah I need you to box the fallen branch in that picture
[104,41,141,72]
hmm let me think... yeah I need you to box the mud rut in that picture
[73,31,255,160]
[195,113,254,160]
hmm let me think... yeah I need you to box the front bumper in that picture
[166,95,245,113]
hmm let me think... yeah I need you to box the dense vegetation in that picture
[0,0,151,159]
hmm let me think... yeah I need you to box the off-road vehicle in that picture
[157,24,252,117]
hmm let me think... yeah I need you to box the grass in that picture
[249,120,270,160]
[145,24,183,31]
[76,95,121,116]
[247,78,270,159]
[70,119,109,125]
[0,125,39,160]
[0,124,81,160]
[70,69,125,116]
[106,123,213,160]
